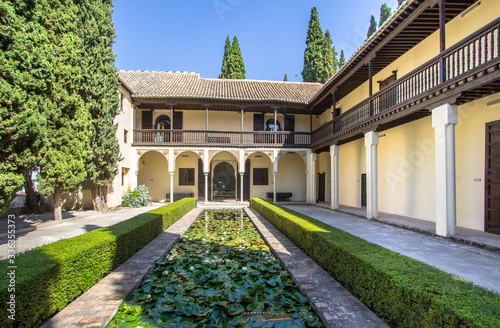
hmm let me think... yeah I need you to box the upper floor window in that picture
[179,168,195,186]
[265,119,281,131]
[155,115,171,130]
[378,71,397,91]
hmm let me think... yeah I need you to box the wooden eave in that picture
[310,0,479,114]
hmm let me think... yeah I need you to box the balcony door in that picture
[486,120,500,234]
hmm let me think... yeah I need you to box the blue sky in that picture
[112,0,399,81]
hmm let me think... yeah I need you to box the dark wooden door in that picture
[198,159,204,201]
[141,110,152,129]
[485,120,500,234]
[318,173,325,202]
[244,159,251,200]
[361,174,367,207]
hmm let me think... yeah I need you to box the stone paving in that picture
[285,204,500,295]
[40,207,203,328]
[245,207,388,328]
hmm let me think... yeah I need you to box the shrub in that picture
[122,185,152,207]
[251,198,500,328]
[0,198,196,328]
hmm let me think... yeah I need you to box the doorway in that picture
[485,120,500,234]
[361,174,367,207]
[318,173,326,202]
[212,162,236,200]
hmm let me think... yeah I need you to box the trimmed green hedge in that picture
[0,198,196,327]
[252,198,500,328]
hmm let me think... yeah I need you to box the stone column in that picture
[273,171,278,203]
[432,103,458,237]
[169,172,174,203]
[330,144,339,209]
[365,131,379,219]
[311,153,317,203]
[204,172,208,203]
[240,173,244,203]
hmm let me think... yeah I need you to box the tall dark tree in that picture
[367,15,377,38]
[302,7,324,82]
[36,0,90,220]
[226,36,246,79]
[219,35,231,78]
[75,0,120,212]
[320,29,335,83]
[0,0,50,213]
[284,73,288,81]
[339,50,346,67]
[332,44,339,74]
[379,4,392,26]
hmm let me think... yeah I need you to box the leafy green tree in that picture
[320,30,335,83]
[0,0,49,213]
[379,4,392,26]
[284,73,288,81]
[398,0,404,6]
[219,35,231,78]
[339,50,346,67]
[302,7,324,82]
[36,0,90,220]
[226,36,246,79]
[332,44,339,74]
[75,0,120,212]
[367,15,377,38]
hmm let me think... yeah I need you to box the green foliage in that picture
[301,7,324,82]
[284,73,288,81]
[227,36,246,79]
[108,209,320,327]
[35,0,90,202]
[339,50,346,67]
[252,198,500,328]
[0,0,50,212]
[75,0,120,210]
[320,29,335,83]
[122,185,152,208]
[379,4,392,27]
[367,15,377,38]
[219,35,232,78]
[0,198,196,327]
[398,0,405,6]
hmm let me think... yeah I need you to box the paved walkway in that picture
[0,204,164,260]
[285,205,500,295]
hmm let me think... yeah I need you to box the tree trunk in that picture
[53,189,62,220]
[92,183,108,213]
[25,171,40,214]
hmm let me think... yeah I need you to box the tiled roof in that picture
[118,71,323,104]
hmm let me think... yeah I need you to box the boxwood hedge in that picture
[0,198,195,328]
[251,198,500,328]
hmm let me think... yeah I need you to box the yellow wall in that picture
[137,151,169,201]
[277,153,306,201]
[174,152,200,198]
[249,153,273,199]
[339,139,365,207]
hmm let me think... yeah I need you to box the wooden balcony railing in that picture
[313,18,500,147]
[132,129,311,147]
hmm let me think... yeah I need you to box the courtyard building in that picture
[99,0,499,237]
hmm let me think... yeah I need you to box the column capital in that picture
[330,144,339,155]
[432,103,458,127]
[364,130,379,146]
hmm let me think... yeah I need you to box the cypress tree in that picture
[0,0,50,213]
[227,36,246,79]
[320,29,335,83]
[379,4,392,26]
[219,35,231,78]
[301,7,324,82]
[75,0,120,212]
[367,15,377,38]
[36,0,90,220]
[339,50,346,67]
[284,73,288,81]
[332,44,339,74]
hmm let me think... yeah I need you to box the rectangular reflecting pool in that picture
[107,209,322,328]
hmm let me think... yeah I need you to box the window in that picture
[179,168,195,186]
[253,168,268,185]
[265,119,281,131]
[378,71,397,91]
[155,115,171,129]
[124,129,128,144]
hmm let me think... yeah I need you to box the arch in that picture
[155,115,171,130]
[276,150,307,167]
[174,150,202,200]
[213,162,236,199]
[265,118,281,131]
[277,152,307,202]
[209,150,239,165]
[137,150,169,201]
[247,151,273,199]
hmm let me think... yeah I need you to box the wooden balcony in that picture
[132,129,311,148]
[313,18,500,149]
